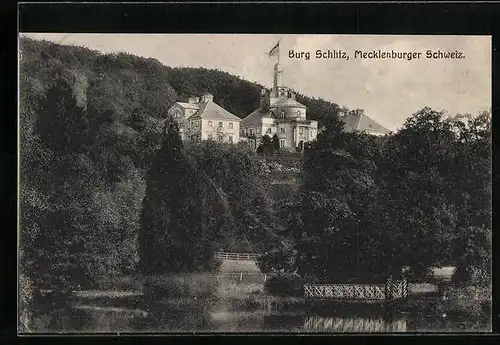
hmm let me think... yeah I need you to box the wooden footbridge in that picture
[304,279,409,301]
[214,252,261,261]
[214,252,409,302]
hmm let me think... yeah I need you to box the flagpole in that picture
[277,39,281,64]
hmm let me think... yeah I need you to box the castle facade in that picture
[168,93,241,144]
[167,44,389,146]
[239,63,318,151]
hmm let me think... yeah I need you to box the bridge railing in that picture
[216,272,267,282]
[304,279,409,301]
[214,252,261,261]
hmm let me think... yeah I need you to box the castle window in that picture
[310,130,313,137]
[280,128,285,134]
[173,108,182,118]
[297,110,301,117]
[280,139,286,148]
[228,135,233,144]
[299,127,304,134]
[219,122,223,128]
[281,110,286,118]
[208,121,212,126]
[229,122,233,129]
[266,128,272,134]
[249,128,254,135]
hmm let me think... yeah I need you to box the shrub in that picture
[264,273,304,297]
[257,246,296,274]
[143,273,218,301]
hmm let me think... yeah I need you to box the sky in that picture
[22,33,491,131]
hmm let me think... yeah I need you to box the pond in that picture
[24,294,491,333]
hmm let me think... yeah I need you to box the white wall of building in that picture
[201,119,240,143]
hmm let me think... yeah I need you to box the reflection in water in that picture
[138,301,212,332]
[210,311,266,332]
[303,316,407,333]
[25,298,490,333]
[29,306,142,333]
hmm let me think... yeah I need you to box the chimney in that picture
[201,93,214,103]
[188,96,199,104]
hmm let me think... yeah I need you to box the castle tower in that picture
[273,62,283,94]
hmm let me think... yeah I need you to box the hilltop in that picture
[20,37,346,128]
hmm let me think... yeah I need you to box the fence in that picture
[303,316,407,332]
[304,279,408,301]
[214,252,261,261]
[386,279,409,299]
[304,284,386,300]
[216,272,267,283]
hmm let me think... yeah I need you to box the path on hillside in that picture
[217,258,265,298]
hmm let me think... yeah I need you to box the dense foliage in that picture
[20,36,491,299]
[290,108,492,285]
[140,124,283,274]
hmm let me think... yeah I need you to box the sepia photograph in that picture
[18,33,492,333]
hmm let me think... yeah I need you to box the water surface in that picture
[25,295,491,333]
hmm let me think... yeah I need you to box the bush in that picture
[207,258,223,274]
[143,273,218,301]
[264,273,304,297]
[19,273,34,332]
[257,246,296,274]
[96,275,145,291]
[446,285,492,301]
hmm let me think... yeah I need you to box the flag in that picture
[269,42,280,57]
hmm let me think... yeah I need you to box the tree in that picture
[35,79,90,155]
[139,120,283,273]
[140,118,196,273]
[257,135,273,155]
[290,107,492,284]
[272,134,280,153]
[294,118,385,282]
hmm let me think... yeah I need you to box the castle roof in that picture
[241,109,271,126]
[188,99,241,122]
[270,98,307,109]
[341,112,390,135]
[176,102,200,110]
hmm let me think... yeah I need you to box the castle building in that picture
[168,93,241,143]
[341,109,390,136]
[240,63,318,151]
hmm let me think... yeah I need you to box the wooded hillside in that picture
[20,37,343,290]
